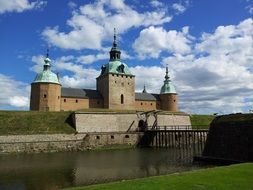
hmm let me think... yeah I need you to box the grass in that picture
[0,111,76,135]
[65,163,253,190]
[190,114,216,129]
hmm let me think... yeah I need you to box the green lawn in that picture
[66,163,253,190]
[0,111,75,135]
[190,114,216,129]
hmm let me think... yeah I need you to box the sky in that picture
[0,0,252,114]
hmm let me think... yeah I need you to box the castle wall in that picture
[60,97,104,111]
[108,74,135,110]
[89,99,104,108]
[30,83,61,111]
[74,112,191,133]
[96,75,109,108]
[61,97,89,111]
[159,94,178,112]
[135,100,158,111]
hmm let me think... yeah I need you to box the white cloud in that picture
[30,54,44,73]
[150,1,164,8]
[0,0,46,14]
[77,53,108,64]
[246,5,253,14]
[130,66,165,93]
[0,74,30,109]
[161,18,253,114]
[172,3,186,14]
[133,26,192,59]
[42,0,172,50]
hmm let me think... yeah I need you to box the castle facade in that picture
[30,33,178,112]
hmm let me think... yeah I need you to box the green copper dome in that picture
[160,66,177,94]
[100,60,133,76]
[99,28,133,76]
[32,56,60,85]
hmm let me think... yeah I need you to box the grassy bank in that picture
[190,114,216,129]
[66,163,253,190]
[0,111,75,135]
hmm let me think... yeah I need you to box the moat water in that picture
[0,148,208,190]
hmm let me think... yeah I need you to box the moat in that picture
[0,148,209,190]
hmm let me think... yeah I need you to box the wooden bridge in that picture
[138,129,209,156]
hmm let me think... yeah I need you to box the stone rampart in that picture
[74,112,191,133]
[0,133,141,154]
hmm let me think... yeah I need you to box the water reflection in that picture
[0,148,205,190]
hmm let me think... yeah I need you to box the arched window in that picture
[121,94,124,104]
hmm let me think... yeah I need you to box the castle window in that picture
[112,74,114,76]
[125,135,129,138]
[151,103,153,105]
[121,94,124,104]
[44,94,47,98]
[58,96,60,99]
[64,99,66,102]
[174,100,176,102]
[141,102,143,105]
[128,82,130,85]
[96,136,100,140]
[117,74,119,77]
[126,76,128,78]
[115,81,117,83]
[121,75,123,78]
[111,135,114,139]
[76,99,78,103]
[130,76,132,79]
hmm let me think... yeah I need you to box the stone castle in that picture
[30,32,178,112]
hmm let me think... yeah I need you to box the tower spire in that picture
[44,48,51,71]
[109,28,121,61]
[113,28,117,48]
[46,48,49,58]
[164,64,170,81]
[142,83,147,93]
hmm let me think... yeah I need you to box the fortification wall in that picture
[0,133,141,154]
[75,112,191,133]
[202,114,253,162]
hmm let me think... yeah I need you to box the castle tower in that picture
[96,29,135,110]
[30,50,61,111]
[159,66,178,111]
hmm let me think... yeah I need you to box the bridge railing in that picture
[149,125,209,130]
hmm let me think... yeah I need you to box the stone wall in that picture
[75,113,139,133]
[74,112,191,133]
[0,133,141,154]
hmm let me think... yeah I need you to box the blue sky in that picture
[0,0,252,114]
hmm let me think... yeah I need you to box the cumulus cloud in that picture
[133,26,192,59]
[130,66,165,93]
[42,0,172,50]
[0,74,30,109]
[161,18,253,114]
[0,0,46,14]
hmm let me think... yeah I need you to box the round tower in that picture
[159,66,178,112]
[30,50,61,111]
